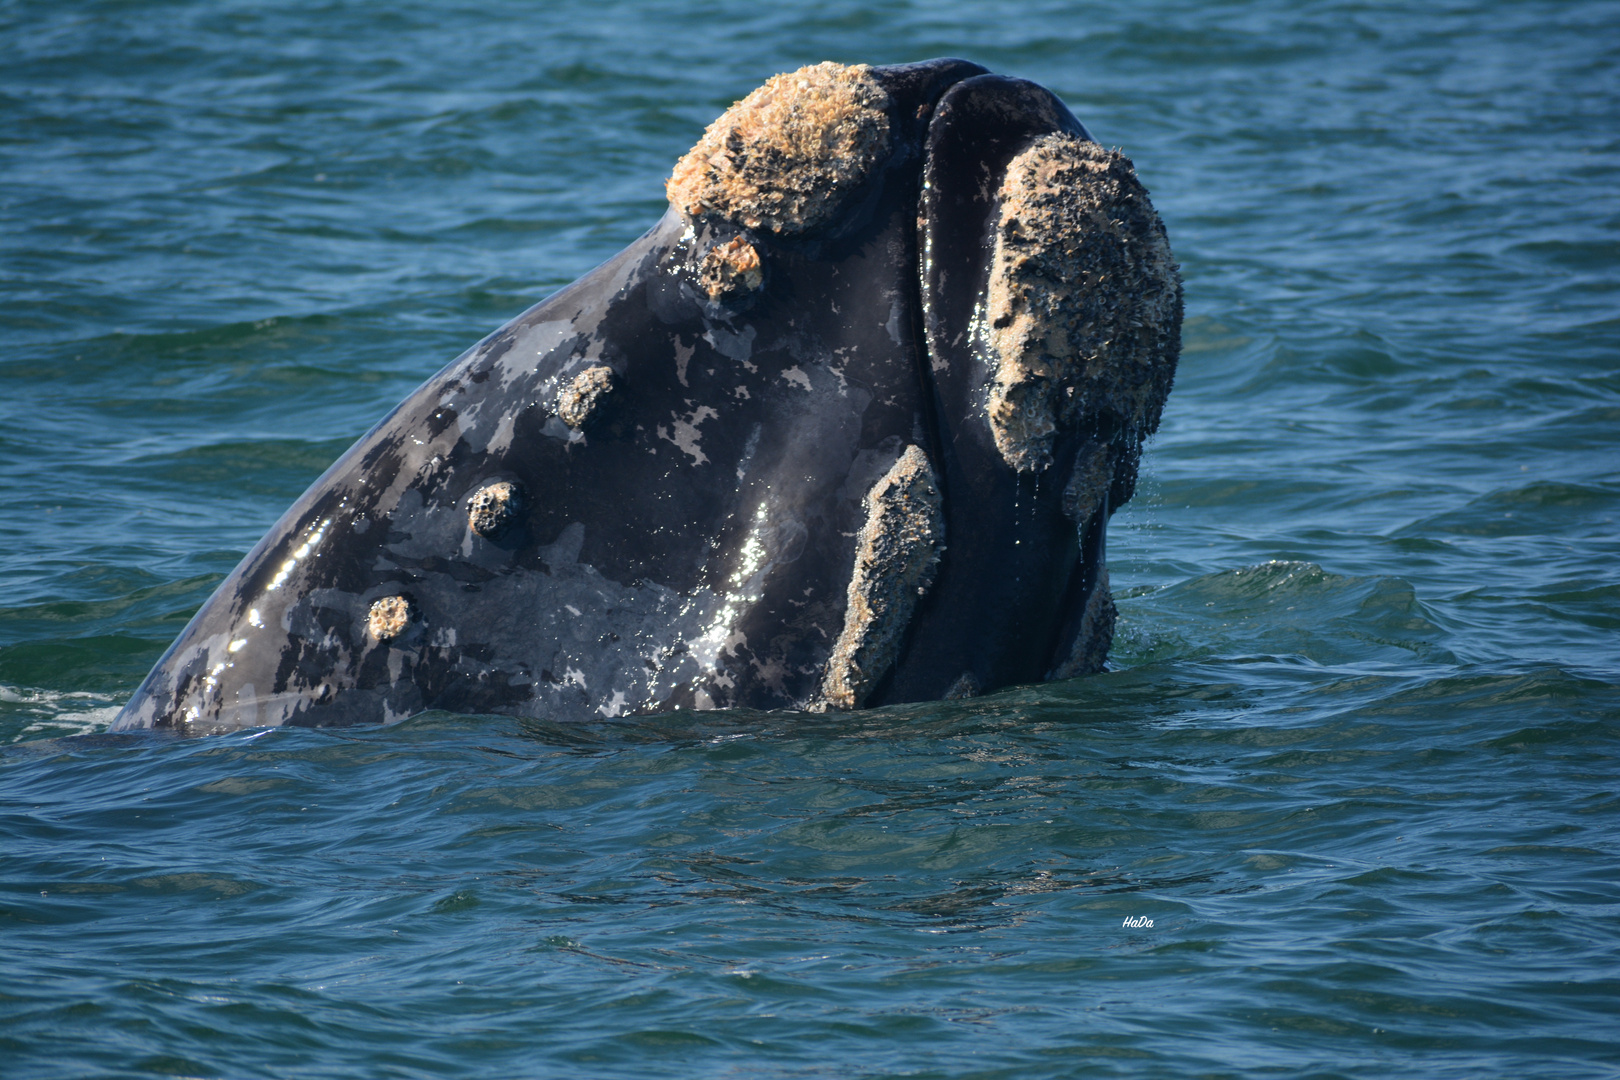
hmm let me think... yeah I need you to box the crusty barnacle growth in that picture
[556,364,615,429]
[366,595,415,642]
[697,236,764,303]
[468,480,523,539]
[666,62,892,237]
[984,133,1182,472]
[1061,440,1114,528]
[822,445,945,710]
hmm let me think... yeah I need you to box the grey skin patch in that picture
[556,365,616,429]
[1047,569,1115,680]
[467,480,523,539]
[821,445,945,710]
[985,133,1182,472]
[698,236,764,304]
[367,595,415,641]
[666,61,891,237]
[943,672,981,699]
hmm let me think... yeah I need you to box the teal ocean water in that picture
[4,2,1618,1076]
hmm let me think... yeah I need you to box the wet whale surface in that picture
[113,59,1181,733]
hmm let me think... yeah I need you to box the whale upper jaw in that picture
[112,59,1181,734]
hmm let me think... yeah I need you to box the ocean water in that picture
[3,1,1618,1076]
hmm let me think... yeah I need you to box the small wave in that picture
[1114,561,1454,668]
[1397,481,1619,538]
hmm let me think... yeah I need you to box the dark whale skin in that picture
[112,59,1180,733]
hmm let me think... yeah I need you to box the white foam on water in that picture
[2,684,122,742]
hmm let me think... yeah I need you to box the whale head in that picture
[114,59,1181,733]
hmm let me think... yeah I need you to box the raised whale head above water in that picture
[113,59,1182,734]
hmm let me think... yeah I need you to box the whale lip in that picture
[873,69,1182,704]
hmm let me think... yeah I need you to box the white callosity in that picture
[821,445,945,709]
[556,365,615,429]
[984,133,1182,473]
[467,480,523,539]
[666,62,891,237]
[366,596,414,641]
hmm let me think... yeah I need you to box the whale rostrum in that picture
[112,59,1182,734]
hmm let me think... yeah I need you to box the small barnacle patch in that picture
[698,236,764,303]
[367,595,416,642]
[1061,441,1114,529]
[556,365,616,429]
[984,133,1182,473]
[1048,571,1116,681]
[468,480,523,538]
[666,61,892,237]
[821,445,945,710]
